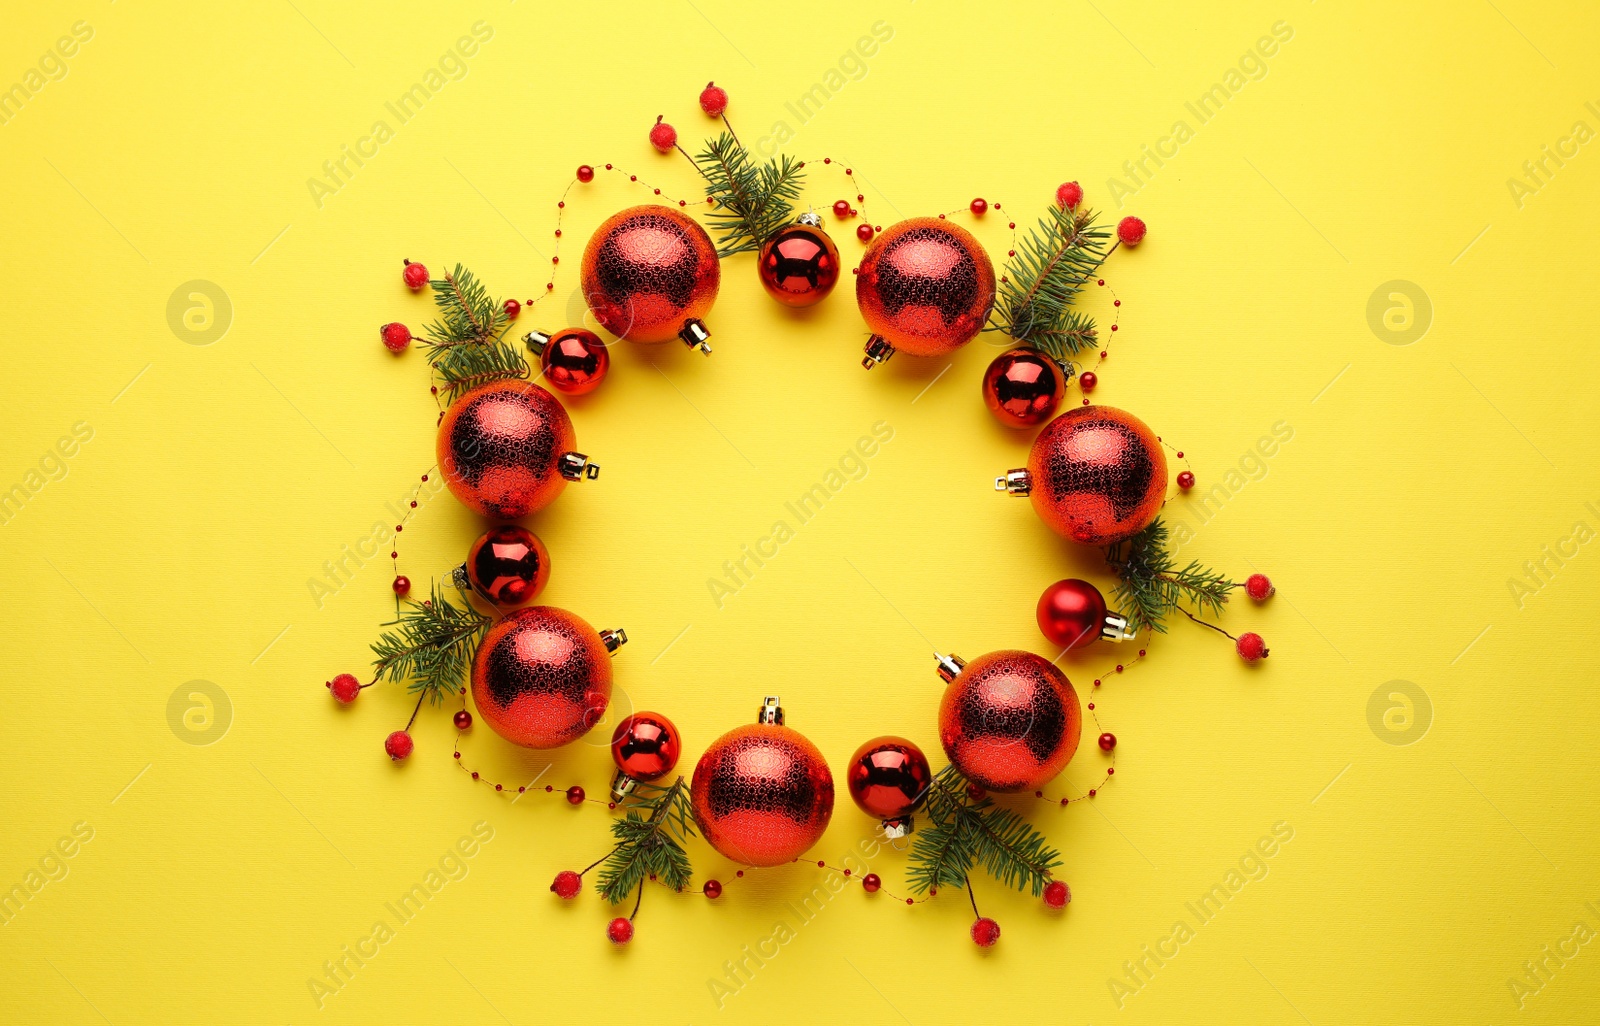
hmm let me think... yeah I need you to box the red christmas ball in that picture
[380,322,411,352]
[982,348,1065,428]
[1056,181,1083,209]
[1117,216,1147,246]
[327,673,361,704]
[607,917,634,944]
[1010,405,1167,545]
[1036,578,1109,650]
[857,218,995,363]
[691,710,834,867]
[465,525,549,607]
[971,917,1001,947]
[699,81,729,117]
[470,606,623,748]
[580,205,720,344]
[937,651,1082,793]
[536,327,610,396]
[436,380,589,519]
[1043,880,1071,909]
[648,116,677,152]
[1236,632,1269,662]
[550,870,581,898]
[1246,573,1275,601]
[611,712,682,782]
[385,730,414,760]
[757,222,840,307]
[846,736,931,833]
[402,261,429,290]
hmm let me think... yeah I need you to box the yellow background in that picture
[4,1,1599,1022]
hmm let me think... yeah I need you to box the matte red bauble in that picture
[1036,578,1135,650]
[935,651,1082,793]
[436,380,597,519]
[690,698,834,867]
[857,217,996,368]
[757,218,839,307]
[580,204,719,352]
[846,736,932,839]
[470,606,626,749]
[609,712,682,801]
[527,328,609,395]
[998,405,1167,545]
[464,525,549,608]
[982,348,1066,428]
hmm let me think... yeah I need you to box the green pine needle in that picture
[987,205,1114,364]
[694,132,805,256]
[594,777,697,904]
[908,766,1061,897]
[1105,518,1240,633]
[369,581,491,705]
[420,264,526,401]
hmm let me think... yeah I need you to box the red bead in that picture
[862,873,882,893]
[566,785,585,805]
[823,157,831,163]
[1117,216,1147,246]
[983,349,1066,428]
[970,198,988,216]
[402,261,429,290]
[379,322,411,352]
[605,163,613,170]
[649,116,677,152]
[576,164,595,183]
[1056,181,1083,209]
[966,783,987,802]
[471,771,479,780]
[392,575,410,596]
[327,673,361,704]
[1043,880,1071,909]
[550,870,582,898]
[1088,788,1097,797]
[453,710,472,730]
[1077,370,1097,392]
[856,223,875,242]
[1087,702,1094,710]
[1036,578,1108,650]
[1106,767,1115,775]
[703,879,723,899]
[545,785,554,792]
[1177,470,1196,490]
[1236,632,1269,662]
[606,917,634,944]
[905,898,913,905]
[1098,732,1117,751]
[1246,573,1275,601]
[971,917,1001,947]
[503,299,521,320]
[538,327,610,395]
[384,730,413,761]
[699,81,729,117]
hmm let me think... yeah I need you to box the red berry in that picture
[703,879,723,899]
[1117,216,1147,246]
[576,164,595,183]
[566,785,585,805]
[1236,632,1269,662]
[551,870,581,898]
[327,673,361,703]
[503,299,521,320]
[1078,370,1097,392]
[384,730,413,760]
[1043,880,1071,909]
[862,873,882,893]
[453,710,472,730]
[649,116,677,152]
[832,199,851,218]
[971,917,1001,947]
[856,223,875,243]
[402,261,429,290]
[699,81,729,117]
[1098,732,1117,751]
[1245,573,1275,601]
[379,322,411,352]
[1056,181,1084,209]
[392,574,410,595]
[970,198,988,216]
[606,917,634,944]
[1177,470,1195,490]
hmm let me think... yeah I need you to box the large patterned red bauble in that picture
[935,651,1082,793]
[999,405,1167,545]
[436,380,596,519]
[757,219,840,307]
[609,712,682,801]
[470,606,626,749]
[982,348,1067,428]
[465,525,549,608]
[690,700,834,867]
[580,204,720,350]
[857,217,996,367]
[846,736,932,838]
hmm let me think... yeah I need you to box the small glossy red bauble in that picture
[465,525,550,607]
[402,261,429,290]
[1177,470,1195,490]
[699,81,728,116]
[703,879,723,898]
[1044,880,1071,909]
[392,575,410,596]
[539,328,610,395]
[1117,216,1147,246]
[380,322,411,352]
[327,674,361,703]
[566,785,585,805]
[971,917,1001,947]
[607,917,634,944]
[982,348,1065,428]
[648,117,676,152]
[611,713,682,782]
[580,205,720,343]
[757,223,840,307]
[1036,578,1109,650]
[1078,370,1098,392]
[846,736,932,823]
[1018,405,1167,545]
[385,730,414,760]
[576,164,595,183]
[436,380,584,519]
[453,709,472,730]
[1098,732,1117,751]
[691,721,834,867]
[470,606,617,748]
[1057,181,1083,209]
[939,651,1082,792]
[1237,632,1269,662]
[1246,573,1275,600]
[856,218,996,358]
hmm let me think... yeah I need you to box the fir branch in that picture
[594,777,697,904]
[988,205,1114,363]
[418,265,526,401]
[694,132,805,256]
[427,338,528,404]
[369,581,491,705]
[1104,518,1240,633]
[908,766,1060,897]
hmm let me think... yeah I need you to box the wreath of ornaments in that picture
[344,81,1278,948]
